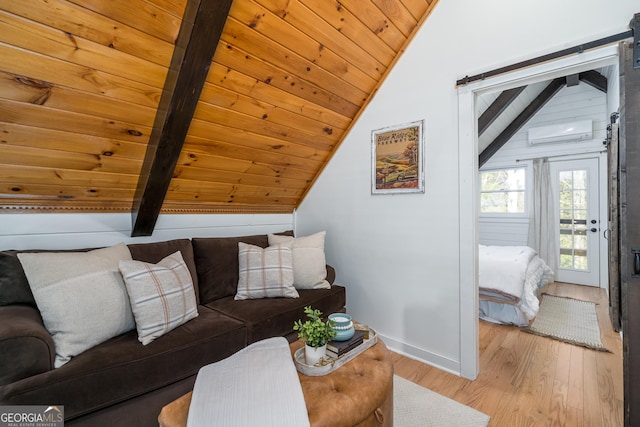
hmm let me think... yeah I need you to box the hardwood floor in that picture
[391,283,623,426]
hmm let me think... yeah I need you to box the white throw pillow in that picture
[235,242,298,300]
[268,231,331,290]
[18,243,135,368]
[119,251,198,345]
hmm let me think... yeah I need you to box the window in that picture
[480,168,526,214]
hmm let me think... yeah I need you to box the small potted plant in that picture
[293,306,336,365]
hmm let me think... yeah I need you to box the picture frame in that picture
[371,120,425,194]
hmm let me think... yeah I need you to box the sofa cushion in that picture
[206,285,346,344]
[235,243,298,300]
[192,234,270,304]
[0,251,36,307]
[17,243,135,368]
[127,239,199,305]
[192,232,294,305]
[0,306,247,421]
[119,251,199,345]
[268,231,331,290]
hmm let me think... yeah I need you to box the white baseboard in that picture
[378,333,461,376]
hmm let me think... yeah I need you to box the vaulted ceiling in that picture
[0,0,437,225]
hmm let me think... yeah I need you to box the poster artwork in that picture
[372,121,424,194]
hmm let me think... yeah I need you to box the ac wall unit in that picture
[527,120,592,145]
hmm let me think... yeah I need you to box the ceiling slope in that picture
[0,0,438,215]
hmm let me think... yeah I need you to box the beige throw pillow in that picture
[18,243,135,368]
[119,251,198,345]
[268,231,331,290]
[235,242,298,300]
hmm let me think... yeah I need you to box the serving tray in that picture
[293,326,378,376]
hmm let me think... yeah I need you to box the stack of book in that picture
[326,331,365,358]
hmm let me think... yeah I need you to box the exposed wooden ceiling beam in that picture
[479,78,566,168]
[131,0,233,236]
[579,70,608,93]
[478,86,526,136]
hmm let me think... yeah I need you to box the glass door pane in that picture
[558,169,589,270]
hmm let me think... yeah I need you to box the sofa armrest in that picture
[326,265,336,285]
[0,305,54,386]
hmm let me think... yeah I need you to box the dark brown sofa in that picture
[0,233,346,426]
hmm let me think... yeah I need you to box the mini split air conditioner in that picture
[527,120,593,145]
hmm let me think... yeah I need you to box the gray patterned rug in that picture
[525,294,610,352]
[394,376,490,427]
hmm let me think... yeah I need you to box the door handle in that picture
[634,249,640,276]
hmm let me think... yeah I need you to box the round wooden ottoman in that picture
[158,340,394,427]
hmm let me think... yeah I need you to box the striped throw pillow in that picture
[119,251,198,345]
[235,242,298,300]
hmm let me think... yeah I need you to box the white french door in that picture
[550,158,600,286]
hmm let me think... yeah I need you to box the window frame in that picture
[479,165,530,218]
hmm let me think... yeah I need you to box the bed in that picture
[479,245,554,326]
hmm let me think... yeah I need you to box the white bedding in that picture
[479,245,554,326]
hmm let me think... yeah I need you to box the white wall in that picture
[0,213,293,250]
[296,0,637,376]
[480,82,608,246]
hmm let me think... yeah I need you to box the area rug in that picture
[525,294,610,352]
[394,376,490,427]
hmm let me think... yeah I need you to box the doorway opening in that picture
[457,44,619,380]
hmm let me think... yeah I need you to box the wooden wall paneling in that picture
[221,17,370,105]
[175,147,319,182]
[192,102,336,152]
[214,41,360,117]
[168,179,303,199]
[166,185,300,207]
[297,0,396,66]
[0,123,147,161]
[186,118,330,162]
[1,0,175,67]
[0,145,142,175]
[199,82,347,137]
[0,46,162,108]
[0,182,135,201]
[66,0,183,44]
[371,0,417,37]
[0,165,139,189]
[182,136,323,172]
[399,0,431,21]
[337,0,407,52]
[0,72,157,127]
[206,63,351,130]
[0,11,168,88]
[250,0,386,82]
[144,0,188,19]
[171,164,310,190]
[0,99,151,144]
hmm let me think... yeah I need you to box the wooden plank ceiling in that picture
[0,0,437,215]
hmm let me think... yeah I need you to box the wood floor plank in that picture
[392,282,622,426]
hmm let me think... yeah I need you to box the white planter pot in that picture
[304,344,327,365]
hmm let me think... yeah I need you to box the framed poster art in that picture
[371,120,425,194]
